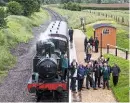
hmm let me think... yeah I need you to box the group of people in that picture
[84,36,99,62]
[69,56,121,92]
[61,28,121,93]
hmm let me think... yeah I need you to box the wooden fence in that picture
[107,44,129,60]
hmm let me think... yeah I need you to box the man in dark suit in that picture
[84,37,88,52]
[93,61,102,88]
[111,64,121,86]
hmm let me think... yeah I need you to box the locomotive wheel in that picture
[58,91,68,102]
[36,90,42,102]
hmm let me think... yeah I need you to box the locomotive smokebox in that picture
[37,58,57,80]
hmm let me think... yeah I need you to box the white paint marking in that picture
[69,39,78,102]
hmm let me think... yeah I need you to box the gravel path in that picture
[73,29,117,102]
[0,8,62,102]
[0,21,51,102]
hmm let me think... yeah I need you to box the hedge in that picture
[81,7,129,10]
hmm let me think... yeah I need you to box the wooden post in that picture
[126,49,128,60]
[82,18,86,32]
[107,44,109,54]
[80,18,83,26]
[100,33,103,57]
[115,46,117,56]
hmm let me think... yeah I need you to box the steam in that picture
[38,30,50,42]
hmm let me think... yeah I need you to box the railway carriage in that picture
[27,21,70,102]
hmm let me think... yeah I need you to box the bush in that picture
[63,2,81,11]
[0,8,6,28]
[81,7,129,10]
[11,0,41,16]
[7,1,23,15]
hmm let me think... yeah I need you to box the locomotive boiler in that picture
[27,21,70,102]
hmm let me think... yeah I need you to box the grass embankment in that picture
[0,8,49,80]
[85,21,129,50]
[104,54,129,102]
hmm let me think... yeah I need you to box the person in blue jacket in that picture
[77,64,85,91]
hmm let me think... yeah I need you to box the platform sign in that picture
[102,28,110,35]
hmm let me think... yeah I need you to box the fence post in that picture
[107,44,109,54]
[80,17,83,26]
[126,49,128,60]
[82,18,86,32]
[115,46,117,56]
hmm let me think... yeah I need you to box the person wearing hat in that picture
[102,63,111,89]
[111,64,121,86]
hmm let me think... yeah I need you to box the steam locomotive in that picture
[27,21,70,102]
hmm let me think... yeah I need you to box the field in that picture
[49,7,129,50]
[104,54,129,102]
[0,8,49,81]
[49,7,113,28]
[83,9,129,26]
[81,3,129,8]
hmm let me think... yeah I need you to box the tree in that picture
[10,0,41,16]
[0,8,6,28]
[7,1,23,15]
[97,0,101,4]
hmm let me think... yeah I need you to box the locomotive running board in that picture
[27,77,67,93]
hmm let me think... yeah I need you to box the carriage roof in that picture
[38,21,69,42]
[47,21,69,40]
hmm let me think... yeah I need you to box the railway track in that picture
[44,8,67,22]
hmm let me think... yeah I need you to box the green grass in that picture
[103,54,129,102]
[49,7,113,28]
[85,21,129,50]
[0,8,49,80]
